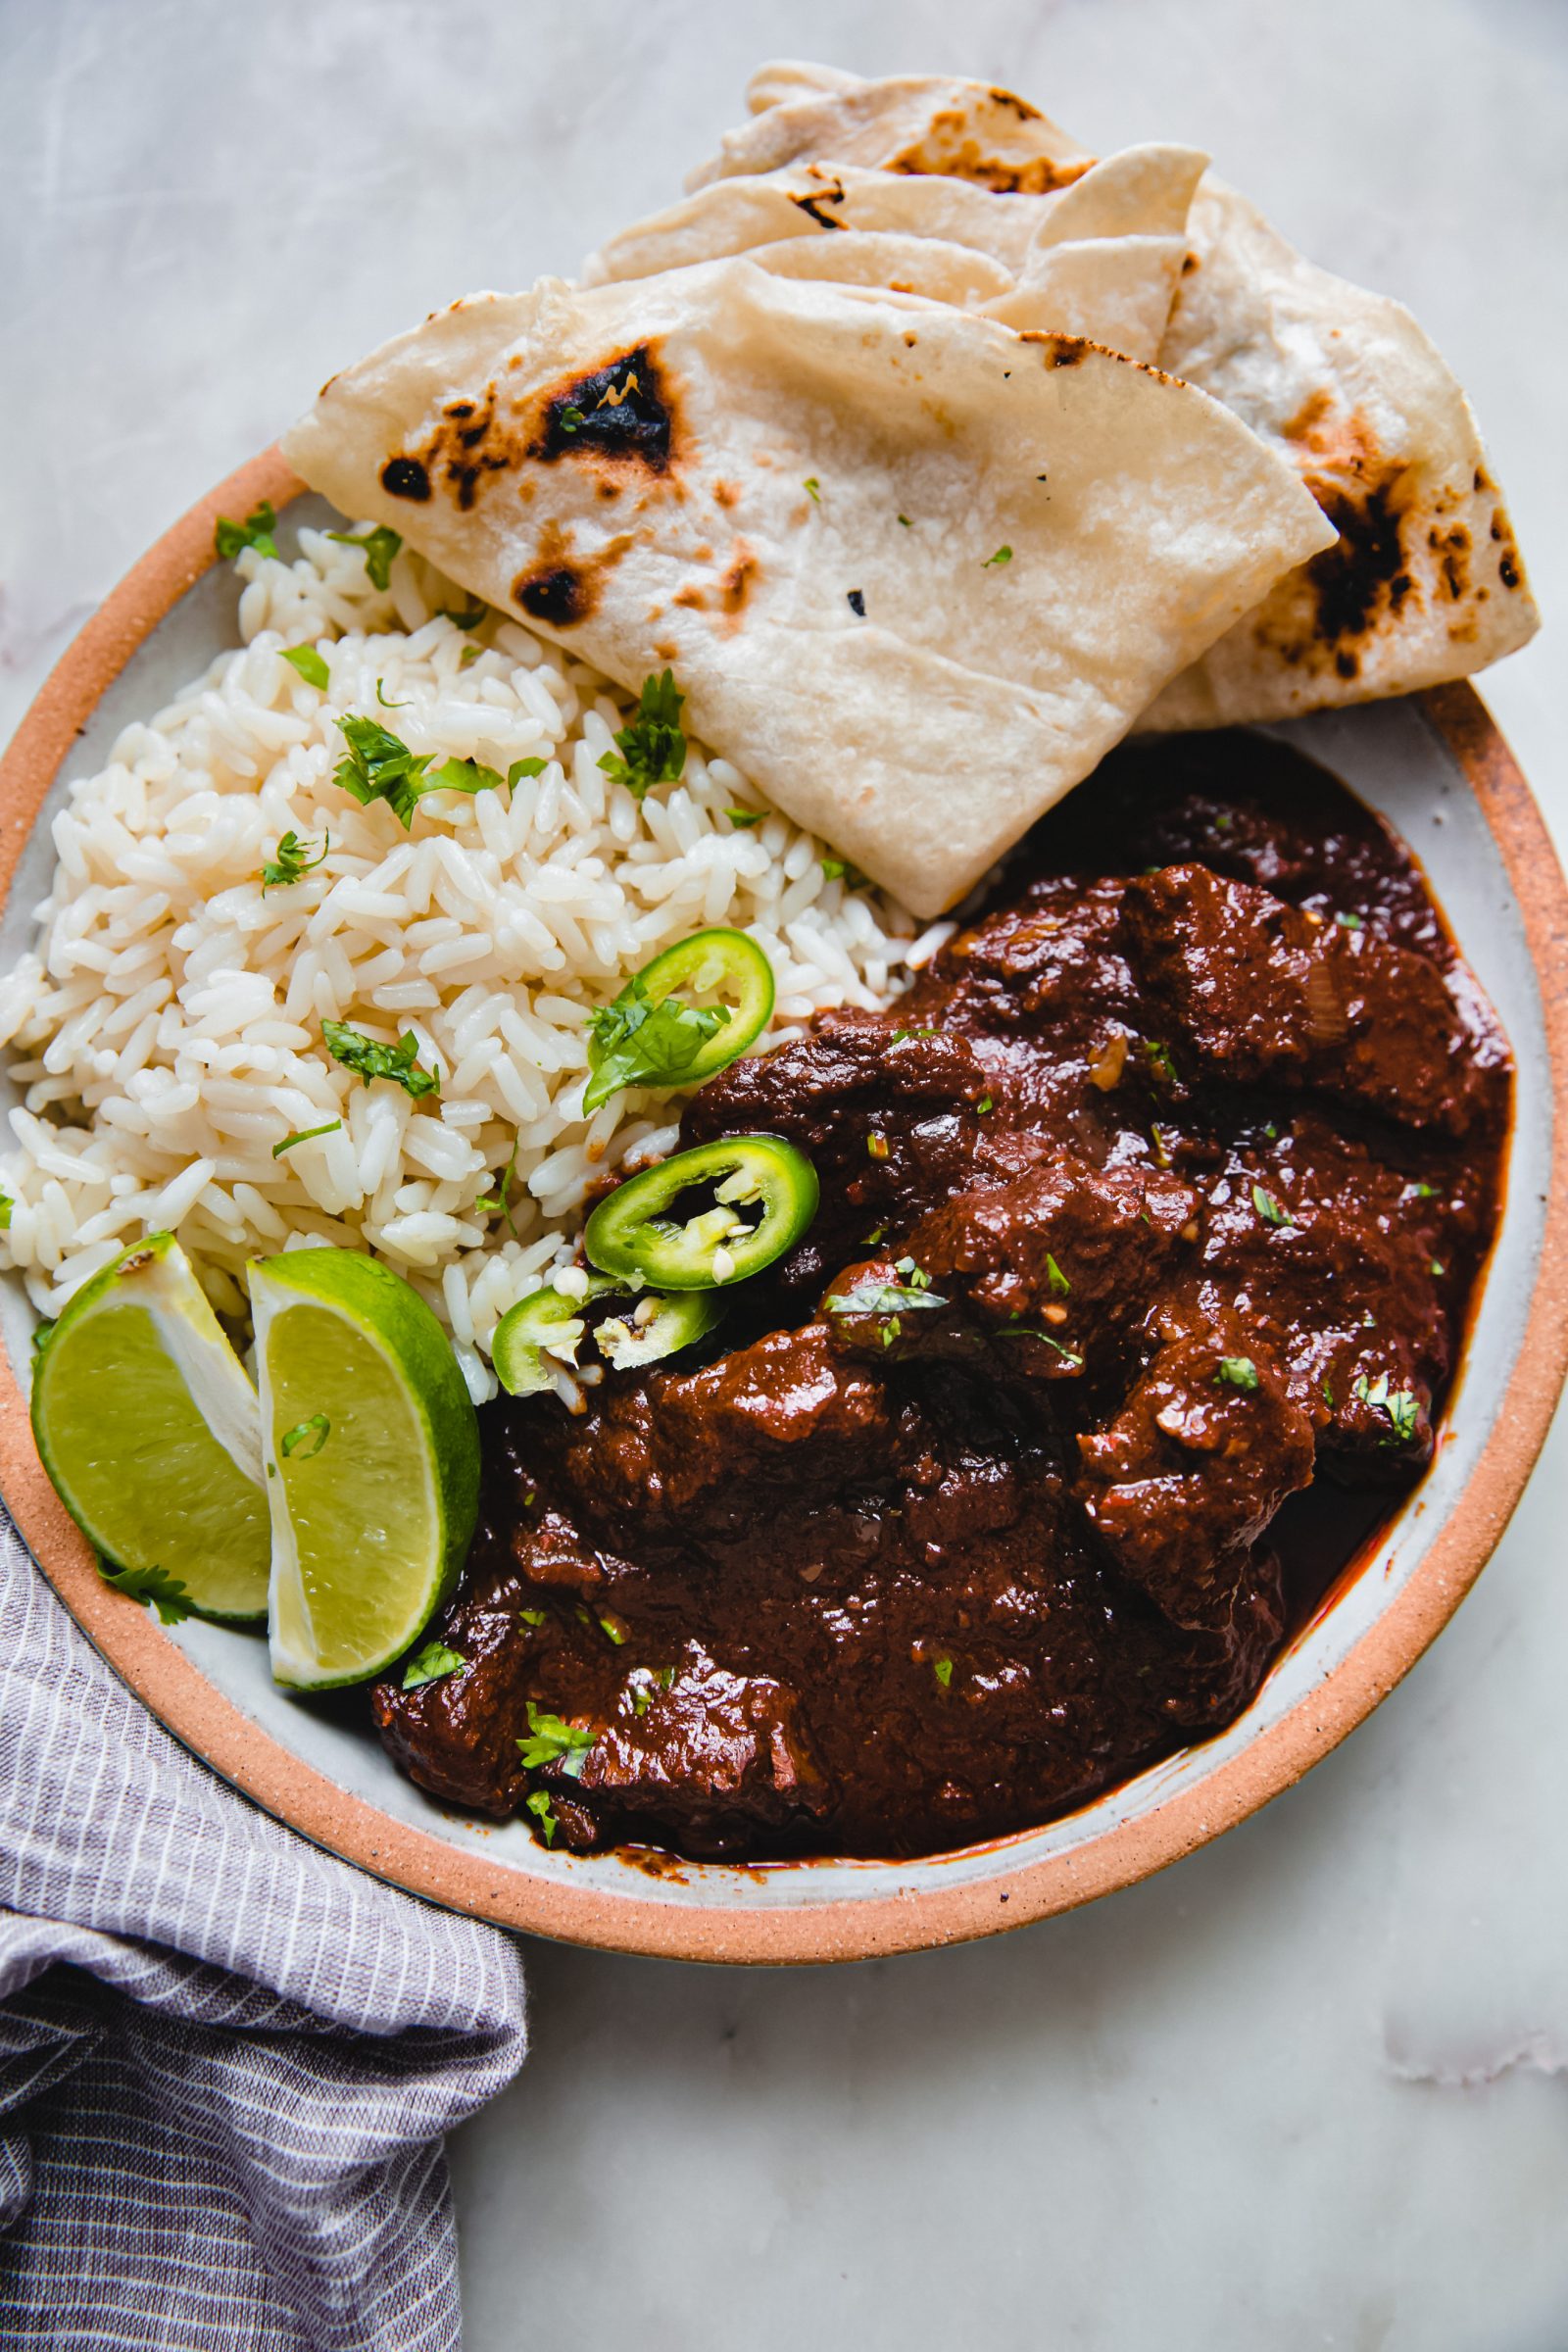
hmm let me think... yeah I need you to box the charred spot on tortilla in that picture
[986,84,1045,121]
[886,113,1092,194]
[515,566,589,626]
[791,178,848,230]
[1303,474,1414,669]
[380,456,431,502]
[534,346,672,472]
[1428,522,1472,604]
[720,545,759,619]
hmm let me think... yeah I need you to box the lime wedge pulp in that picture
[250,1248,480,1690]
[30,1233,270,1621]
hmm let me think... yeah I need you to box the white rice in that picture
[0,527,950,1400]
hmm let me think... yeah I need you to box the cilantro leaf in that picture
[804,477,820,502]
[933,1655,954,1689]
[441,605,487,630]
[821,857,869,887]
[597,669,687,801]
[983,545,1013,567]
[281,1413,330,1459]
[326,524,402,590]
[402,1640,466,1691]
[516,1700,596,1777]
[1252,1184,1294,1229]
[272,1119,341,1159]
[518,1607,548,1627]
[726,807,762,828]
[525,1790,560,1844]
[508,758,547,786]
[333,714,511,828]
[825,1279,948,1317]
[322,1018,439,1099]
[582,971,729,1114]
[280,645,329,690]
[0,1192,12,1231]
[375,679,410,709]
[261,829,328,890]
[215,502,278,562]
[1352,1373,1420,1445]
[1214,1355,1259,1392]
[1046,1253,1070,1298]
[559,406,585,435]
[99,1558,195,1624]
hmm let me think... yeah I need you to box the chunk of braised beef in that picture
[906,1154,1198,1344]
[550,1322,896,1547]
[1123,863,1494,1136]
[1075,1318,1314,1630]
[370,1542,549,1818]
[546,1647,832,1857]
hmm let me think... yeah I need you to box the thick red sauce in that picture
[373,731,1510,1861]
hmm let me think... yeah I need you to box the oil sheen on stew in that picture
[373,731,1510,1862]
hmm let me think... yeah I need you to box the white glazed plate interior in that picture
[0,496,1546,1929]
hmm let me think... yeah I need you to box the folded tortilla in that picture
[714,63,1538,721]
[584,147,1206,364]
[284,261,1332,915]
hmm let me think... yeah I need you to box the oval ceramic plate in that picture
[2,452,1565,1965]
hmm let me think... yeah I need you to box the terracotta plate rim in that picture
[1,448,1564,1967]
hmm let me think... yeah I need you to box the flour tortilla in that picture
[285,261,1332,915]
[585,147,1206,363]
[718,63,1538,720]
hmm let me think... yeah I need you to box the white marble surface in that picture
[4,1,1568,2344]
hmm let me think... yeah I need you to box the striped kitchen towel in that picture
[0,1516,527,2350]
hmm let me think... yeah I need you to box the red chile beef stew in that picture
[374,732,1509,1861]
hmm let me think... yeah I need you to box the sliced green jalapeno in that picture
[491,1275,622,1396]
[583,1134,818,1290]
[582,928,775,1114]
[595,1290,726,1371]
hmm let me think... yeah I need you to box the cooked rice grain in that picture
[0,527,944,1399]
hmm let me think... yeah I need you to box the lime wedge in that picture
[250,1248,479,1690]
[30,1233,270,1621]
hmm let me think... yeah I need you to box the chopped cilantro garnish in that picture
[893,1256,933,1291]
[475,1138,520,1230]
[1336,910,1364,931]
[215,502,278,562]
[322,1019,438,1098]
[933,1656,954,1688]
[559,405,585,435]
[897,514,912,527]
[598,670,687,801]
[375,679,410,709]
[1046,1254,1070,1298]
[525,1790,560,1844]
[1141,1038,1177,1086]
[1410,1182,1437,1200]
[272,1119,341,1159]
[509,758,547,785]
[98,1558,194,1624]
[976,1094,994,1115]
[441,605,487,631]
[866,1133,889,1161]
[333,714,506,829]
[983,545,1013,567]
[261,829,328,891]
[1252,1184,1293,1229]
[403,1641,466,1690]
[1004,1326,1084,1365]
[804,477,820,502]
[726,807,762,828]
[516,1700,596,1776]
[826,1278,948,1318]
[599,1614,628,1646]
[1214,1356,1259,1392]
[0,1192,12,1231]
[327,523,402,589]
[821,857,869,887]
[280,1413,330,1459]
[1352,1373,1420,1445]
[280,645,329,690]
[890,1028,940,1045]
[583,970,730,1114]
[460,644,482,668]
[519,1607,548,1627]
[1430,1258,1446,1277]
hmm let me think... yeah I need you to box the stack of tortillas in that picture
[285,63,1537,917]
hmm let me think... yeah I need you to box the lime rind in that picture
[30,1233,270,1622]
